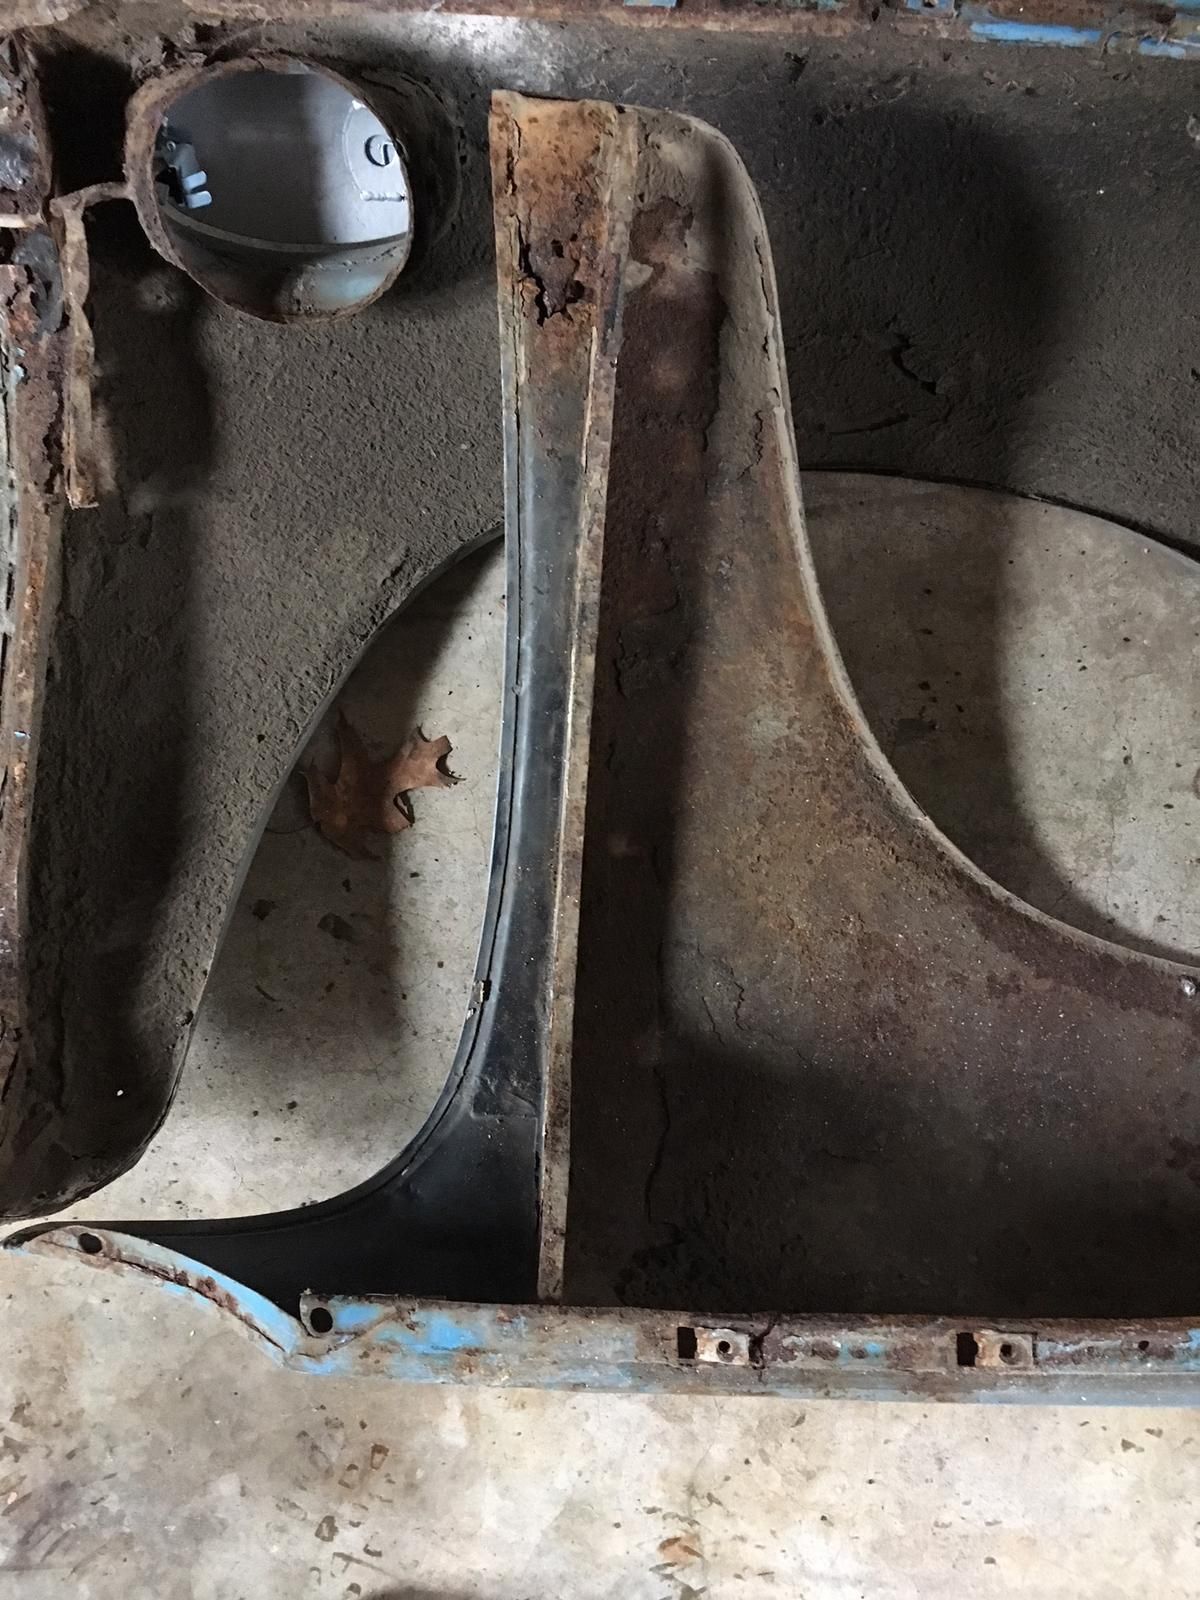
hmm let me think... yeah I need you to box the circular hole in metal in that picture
[142,60,413,320]
[999,1341,1016,1363]
[308,1305,334,1334]
[77,1231,104,1254]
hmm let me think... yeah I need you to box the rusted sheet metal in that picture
[14,1227,1200,1403]
[13,1226,302,1358]
[490,92,637,1301]
[0,46,76,1219]
[293,1300,1200,1399]
[0,41,51,224]
[563,102,1200,1321]
[51,183,128,509]
[18,0,1200,55]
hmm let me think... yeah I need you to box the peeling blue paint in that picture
[1137,37,1199,55]
[15,1230,1200,1402]
[844,1337,896,1363]
[908,1,1200,53]
[323,1301,385,1333]
[968,19,1103,46]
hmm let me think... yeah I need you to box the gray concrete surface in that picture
[806,475,1200,966]
[2,476,1199,1595]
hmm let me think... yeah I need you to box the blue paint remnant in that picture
[969,18,1103,45]
[373,1309,493,1356]
[960,6,1200,52]
[1137,37,1200,55]
[829,1338,889,1364]
[623,0,677,7]
[324,1300,384,1334]
[26,1229,1200,1402]
[422,1309,494,1352]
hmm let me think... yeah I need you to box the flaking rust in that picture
[489,92,637,1300]
[0,43,72,1206]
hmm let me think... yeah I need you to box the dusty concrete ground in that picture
[1,1262,1198,1600]
[2,477,1198,1596]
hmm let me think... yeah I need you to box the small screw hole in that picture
[999,1341,1015,1363]
[308,1306,334,1335]
[716,1339,732,1357]
[1137,1339,1150,1353]
[78,1232,103,1255]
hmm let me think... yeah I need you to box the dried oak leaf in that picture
[304,711,457,859]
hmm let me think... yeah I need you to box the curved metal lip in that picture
[162,206,411,260]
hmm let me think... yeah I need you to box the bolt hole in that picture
[1137,1339,1150,1353]
[676,1326,698,1361]
[308,1305,334,1335]
[956,1331,978,1368]
[77,1232,103,1255]
[716,1339,732,1357]
[999,1341,1016,1363]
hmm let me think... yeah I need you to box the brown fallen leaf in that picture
[304,710,457,859]
[657,1535,702,1567]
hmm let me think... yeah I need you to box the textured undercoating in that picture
[12,10,1199,1222]
[17,21,503,1206]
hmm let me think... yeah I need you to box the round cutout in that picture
[130,58,414,321]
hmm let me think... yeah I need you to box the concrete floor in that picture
[2,476,1199,1595]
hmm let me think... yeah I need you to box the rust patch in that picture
[490,93,637,1302]
[0,40,51,223]
[973,1329,1035,1370]
[50,183,128,510]
[563,103,1200,1322]
[0,48,73,1213]
[35,1229,293,1354]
